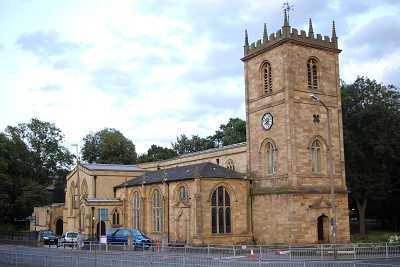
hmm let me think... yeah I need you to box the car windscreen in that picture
[41,231,53,237]
[66,232,79,238]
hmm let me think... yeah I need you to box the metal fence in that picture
[0,248,399,267]
[78,242,400,261]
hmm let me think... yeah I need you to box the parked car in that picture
[107,228,151,249]
[39,230,58,246]
[59,231,82,247]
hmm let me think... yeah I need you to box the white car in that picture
[59,231,82,247]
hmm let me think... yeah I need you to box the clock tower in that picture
[242,12,350,243]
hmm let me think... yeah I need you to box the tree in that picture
[172,134,214,155]
[342,77,400,235]
[137,144,177,163]
[211,118,246,146]
[0,118,73,224]
[5,118,73,179]
[82,128,137,164]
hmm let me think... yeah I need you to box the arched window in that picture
[112,209,120,225]
[307,58,319,90]
[211,186,231,234]
[152,190,163,233]
[311,140,322,173]
[262,62,272,94]
[132,191,141,229]
[179,186,188,202]
[81,180,88,199]
[226,159,235,171]
[266,142,277,175]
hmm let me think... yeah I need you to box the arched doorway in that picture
[55,218,63,236]
[317,215,329,243]
[96,221,106,240]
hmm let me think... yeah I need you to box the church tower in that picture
[242,12,350,243]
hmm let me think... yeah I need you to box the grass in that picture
[351,230,400,243]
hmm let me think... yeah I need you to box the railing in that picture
[79,241,400,261]
[0,231,38,246]
[0,248,398,267]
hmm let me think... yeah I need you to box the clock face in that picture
[261,112,273,130]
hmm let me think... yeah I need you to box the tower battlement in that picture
[242,11,339,61]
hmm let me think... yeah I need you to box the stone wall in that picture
[115,178,251,245]
[138,143,247,174]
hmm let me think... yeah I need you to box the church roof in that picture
[116,162,244,188]
[81,163,142,172]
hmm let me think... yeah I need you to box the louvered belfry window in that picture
[262,62,272,94]
[307,58,319,90]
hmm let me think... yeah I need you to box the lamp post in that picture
[310,94,337,248]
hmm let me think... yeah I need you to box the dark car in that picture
[39,230,58,246]
[107,228,151,248]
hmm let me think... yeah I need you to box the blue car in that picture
[107,228,151,248]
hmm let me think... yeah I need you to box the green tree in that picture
[0,118,72,224]
[212,118,246,146]
[82,128,137,164]
[138,144,177,163]
[342,77,400,235]
[5,118,73,179]
[172,134,214,155]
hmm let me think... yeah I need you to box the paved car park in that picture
[0,244,400,267]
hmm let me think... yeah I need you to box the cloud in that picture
[38,84,63,92]
[15,30,85,69]
[344,16,400,60]
[92,67,138,95]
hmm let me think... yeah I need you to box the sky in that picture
[1,0,400,155]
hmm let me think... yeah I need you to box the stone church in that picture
[32,13,350,245]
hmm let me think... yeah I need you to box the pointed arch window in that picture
[311,140,322,173]
[262,62,272,94]
[152,190,163,233]
[226,159,235,171]
[266,142,277,175]
[211,186,231,234]
[81,180,88,199]
[112,209,120,225]
[179,186,188,202]
[307,58,319,90]
[132,191,141,229]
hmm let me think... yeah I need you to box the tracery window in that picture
[266,142,277,175]
[311,139,322,173]
[226,159,235,171]
[152,189,163,233]
[179,186,188,202]
[211,186,231,234]
[262,62,272,94]
[307,58,319,90]
[112,209,120,225]
[132,191,141,229]
[81,180,88,199]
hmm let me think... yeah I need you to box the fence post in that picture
[320,244,323,260]
[259,246,262,260]
[386,242,389,258]
[353,244,356,260]
[233,245,236,257]
[15,252,18,267]
[289,245,292,261]
[207,244,210,256]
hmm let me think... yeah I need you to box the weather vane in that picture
[282,2,294,23]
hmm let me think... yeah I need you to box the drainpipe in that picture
[167,182,170,244]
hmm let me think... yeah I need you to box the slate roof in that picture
[81,163,142,172]
[116,162,244,188]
